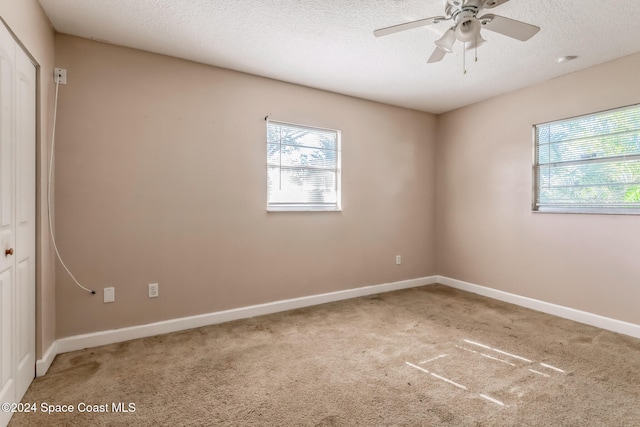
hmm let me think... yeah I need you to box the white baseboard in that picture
[36,276,438,376]
[37,274,640,378]
[36,341,58,377]
[437,276,640,339]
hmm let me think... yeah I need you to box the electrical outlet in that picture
[104,287,115,303]
[53,67,67,84]
[396,255,402,265]
[148,283,159,298]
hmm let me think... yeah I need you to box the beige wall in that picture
[437,52,640,325]
[52,31,640,339]
[53,35,438,337]
[0,0,56,358]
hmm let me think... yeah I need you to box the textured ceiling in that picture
[38,0,640,114]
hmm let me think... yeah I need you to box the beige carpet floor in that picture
[9,284,640,426]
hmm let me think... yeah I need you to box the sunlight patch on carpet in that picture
[528,369,551,378]
[419,354,448,364]
[479,394,505,406]
[405,338,567,407]
[405,362,469,390]
[463,339,533,363]
[540,362,565,373]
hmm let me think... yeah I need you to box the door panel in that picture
[0,34,12,230]
[0,23,16,427]
[15,258,33,397]
[13,33,36,401]
[0,271,15,427]
[0,20,36,427]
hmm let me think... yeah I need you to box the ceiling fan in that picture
[373,0,540,64]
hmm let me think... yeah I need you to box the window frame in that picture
[532,103,640,215]
[266,119,342,212]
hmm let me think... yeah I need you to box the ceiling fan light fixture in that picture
[455,17,481,42]
[372,0,542,73]
[475,33,487,47]
[435,28,456,53]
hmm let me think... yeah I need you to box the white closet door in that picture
[0,23,17,427]
[0,20,36,427]
[13,30,36,403]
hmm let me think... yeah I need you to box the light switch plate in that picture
[104,287,115,303]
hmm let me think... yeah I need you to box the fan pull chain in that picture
[475,36,479,62]
[463,42,467,74]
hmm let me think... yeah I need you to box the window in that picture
[267,120,341,211]
[533,104,640,214]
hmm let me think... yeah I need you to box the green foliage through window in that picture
[267,121,341,211]
[534,103,640,213]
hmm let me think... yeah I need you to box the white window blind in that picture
[267,120,341,211]
[534,104,640,214]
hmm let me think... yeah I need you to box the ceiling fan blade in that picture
[479,14,540,41]
[427,47,447,63]
[374,16,447,37]
[481,0,511,9]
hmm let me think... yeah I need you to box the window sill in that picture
[532,208,640,215]
[267,206,342,213]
